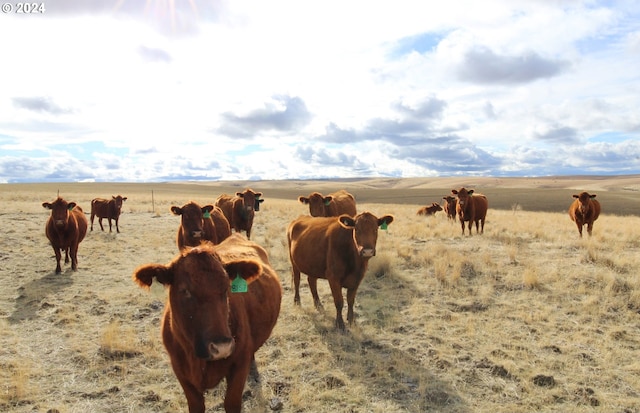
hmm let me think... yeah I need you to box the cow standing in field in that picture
[171,202,231,250]
[90,195,127,233]
[287,212,394,330]
[215,189,262,239]
[451,188,488,235]
[298,189,357,217]
[43,197,88,274]
[133,234,282,413]
[569,191,601,237]
[417,202,443,216]
[442,196,457,220]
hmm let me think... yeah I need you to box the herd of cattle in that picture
[40,187,602,413]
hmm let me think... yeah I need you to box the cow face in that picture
[299,192,332,217]
[573,192,597,215]
[339,212,394,257]
[171,202,206,239]
[112,195,127,213]
[43,197,76,229]
[133,247,262,361]
[236,189,262,214]
[452,188,474,207]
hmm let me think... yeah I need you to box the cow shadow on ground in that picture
[313,321,471,413]
[8,270,74,324]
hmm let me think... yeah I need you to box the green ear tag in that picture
[324,200,331,206]
[203,211,211,218]
[380,221,388,230]
[67,205,74,211]
[231,275,248,293]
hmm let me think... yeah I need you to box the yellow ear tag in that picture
[231,274,248,293]
[203,211,211,218]
[380,221,388,230]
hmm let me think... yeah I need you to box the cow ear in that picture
[43,202,52,209]
[451,190,458,195]
[378,215,394,227]
[255,192,263,198]
[572,194,579,199]
[68,202,77,211]
[590,194,597,199]
[170,206,183,215]
[112,196,117,200]
[122,197,127,201]
[299,196,310,204]
[468,190,474,195]
[338,215,356,228]
[133,264,173,289]
[202,205,214,213]
[236,192,244,197]
[223,260,263,285]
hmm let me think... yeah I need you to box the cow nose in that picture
[208,337,235,360]
[359,247,376,257]
[191,230,202,238]
[55,220,65,227]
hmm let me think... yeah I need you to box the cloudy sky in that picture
[1,0,639,183]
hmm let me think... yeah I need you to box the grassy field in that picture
[1,177,639,413]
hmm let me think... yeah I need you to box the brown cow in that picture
[90,195,127,233]
[171,202,230,250]
[133,234,282,413]
[569,191,601,237]
[298,189,357,217]
[43,197,88,274]
[451,188,488,235]
[442,195,457,220]
[287,212,394,330]
[215,189,262,239]
[417,202,443,216]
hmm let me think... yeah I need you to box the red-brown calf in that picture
[133,234,282,413]
[215,189,263,239]
[171,202,230,250]
[43,197,88,273]
[417,202,443,216]
[287,212,393,330]
[298,189,357,217]
[452,188,488,235]
[568,191,601,237]
[90,195,127,233]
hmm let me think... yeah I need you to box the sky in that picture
[1,0,639,183]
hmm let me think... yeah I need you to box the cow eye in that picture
[179,288,192,298]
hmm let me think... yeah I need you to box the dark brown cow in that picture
[451,188,488,235]
[417,202,443,216]
[171,202,230,250]
[569,191,601,237]
[287,212,394,330]
[442,195,457,220]
[42,197,88,274]
[90,195,127,233]
[215,189,263,239]
[133,234,282,413]
[298,189,357,217]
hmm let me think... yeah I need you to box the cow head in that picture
[43,197,76,229]
[112,195,127,212]
[171,202,211,240]
[299,192,332,217]
[338,212,394,257]
[133,245,263,361]
[431,202,443,212]
[236,189,262,214]
[452,188,474,207]
[573,192,597,215]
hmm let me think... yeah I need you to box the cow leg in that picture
[98,217,105,231]
[248,355,260,383]
[178,380,206,413]
[308,277,323,310]
[292,266,302,306]
[224,363,251,413]
[576,221,583,237]
[587,222,594,236]
[480,218,485,234]
[115,218,120,233]
[108,218,113,233]
[64,247,70,264]
[346,287,359,326]
[467,220,473,236]
[459,218,465,235]
[328,278,346,330]
[53,246,62,274]
[69,244,79,271]
[90,214,95,231]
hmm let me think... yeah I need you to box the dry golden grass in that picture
[1,178,639,412]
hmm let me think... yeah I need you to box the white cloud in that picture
[0,0,639,182]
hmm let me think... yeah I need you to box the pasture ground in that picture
[1,176,639,413]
